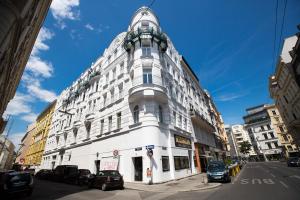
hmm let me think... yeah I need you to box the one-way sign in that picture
[146,145,154,149]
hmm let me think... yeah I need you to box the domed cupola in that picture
[123,6,168,53]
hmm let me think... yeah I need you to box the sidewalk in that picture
[124,173,221,192]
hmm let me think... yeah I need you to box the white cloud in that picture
[27,81,57,102]
[85,23,94,31]
[31,27,54,56]
[215,93,247,102]
[26,56,54,78]
[21,113,37,123]
[50,0,80,29]
[4,93,34,116]
[26,27,54,78]
[8,132,25,148]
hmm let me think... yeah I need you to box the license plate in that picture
[114,177,120,181]
[213,176,222,179]
[13,182,26,187]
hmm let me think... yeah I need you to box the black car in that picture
[77,169,91,186]
[287,157,300,167]
[53,165,78,183]
[0,171,34,197]
[207,161,231,183]
[35,169,53,180]
[88,170,124,191]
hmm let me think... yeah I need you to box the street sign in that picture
[113,149,119,157]
[146,145,154,149]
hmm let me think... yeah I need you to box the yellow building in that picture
[266,104,298,158]
[25,101,56,167]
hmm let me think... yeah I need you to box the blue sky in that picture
[4,0,300,147]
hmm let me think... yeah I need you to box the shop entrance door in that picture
[133,157,143,181]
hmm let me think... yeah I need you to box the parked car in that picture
[0,170,34,197]
[207,161,231,183]
[88,170,124,191]
[287,157,300,167]
[35,169,53,180]
[77,169,91,186]
[53,165,78,183]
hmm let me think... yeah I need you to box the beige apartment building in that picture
[270,35,300,148]
[265,105,298,157]
[15,123,36,166]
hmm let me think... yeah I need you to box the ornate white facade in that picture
[41,7,223,183]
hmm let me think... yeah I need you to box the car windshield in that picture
[80,170,90,175]
[9,173,31,182]
[208,162,225,172]
[101,171,120,176]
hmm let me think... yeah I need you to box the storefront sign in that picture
[100,157,119,170]
[174,135,191,148]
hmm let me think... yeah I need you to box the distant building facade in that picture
[0,0,52,135]
[270,34,300,148]
[25,101,56,168]
[0,135,15,169]
[225,125,238,158]
[231,124,256,157]
[15,123,36,165]
[265,105,298,157]
[41,7,225,183]
[243,105,282,161]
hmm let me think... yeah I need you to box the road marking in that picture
[279,181,289,189]
[270,173,276,178]
[291,175,300,180]
[238,178,275,185]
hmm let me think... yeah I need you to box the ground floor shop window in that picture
[162,156,170,172]
[174,156,190,170]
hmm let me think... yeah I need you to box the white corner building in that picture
[41,7,223,183]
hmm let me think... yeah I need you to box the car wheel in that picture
[120,185,124,190]
[102,183,107,191]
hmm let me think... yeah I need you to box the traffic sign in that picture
[146,145,154,149]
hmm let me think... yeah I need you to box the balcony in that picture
[128,75,168,103]
[89,71,101,83]
[123,27,168,52]
[190,109,215,133]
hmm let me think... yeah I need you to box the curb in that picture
[125,183,222,192]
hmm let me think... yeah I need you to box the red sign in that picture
[113,150,119,157]
[20,158,25,164]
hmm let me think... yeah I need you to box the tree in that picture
[239,141,252,155]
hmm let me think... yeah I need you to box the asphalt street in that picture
[10,162,300,200]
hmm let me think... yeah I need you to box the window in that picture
[143,68,152,84]
[106,74,109,84]
[292,112,297,120]
[274,142,279,148]
[248,128,253,134]
[174,156,190,170]
[158,106,163,123]
[141,21,149,28]
[120,62,124,74]
[112,68,116,79]
[279,126,284,132]
[108,116,112,132]
[64,133,68,145]
[142,42,151,57]
[263,133,268,140]
[272,110,276,115]
[100,119,104,134]
[282,134,288,141]
[283,95,288,104]
[73,128,78,143]
[108,55,111,63]
[114,49,118,58]
[162,156,170,172]
[269,132,274,138]
[287,145,293,151]
[85,122,91,139]
[173,111,176,126]
[267,124,271,130]
[82,92,86,101]
[266,143,272,149]
[133,105,139,123]
[117,112,121,129]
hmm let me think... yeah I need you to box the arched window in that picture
[158,105,163,123]
[133,105,139,123]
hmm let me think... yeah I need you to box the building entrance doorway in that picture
[133,157,143,181]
